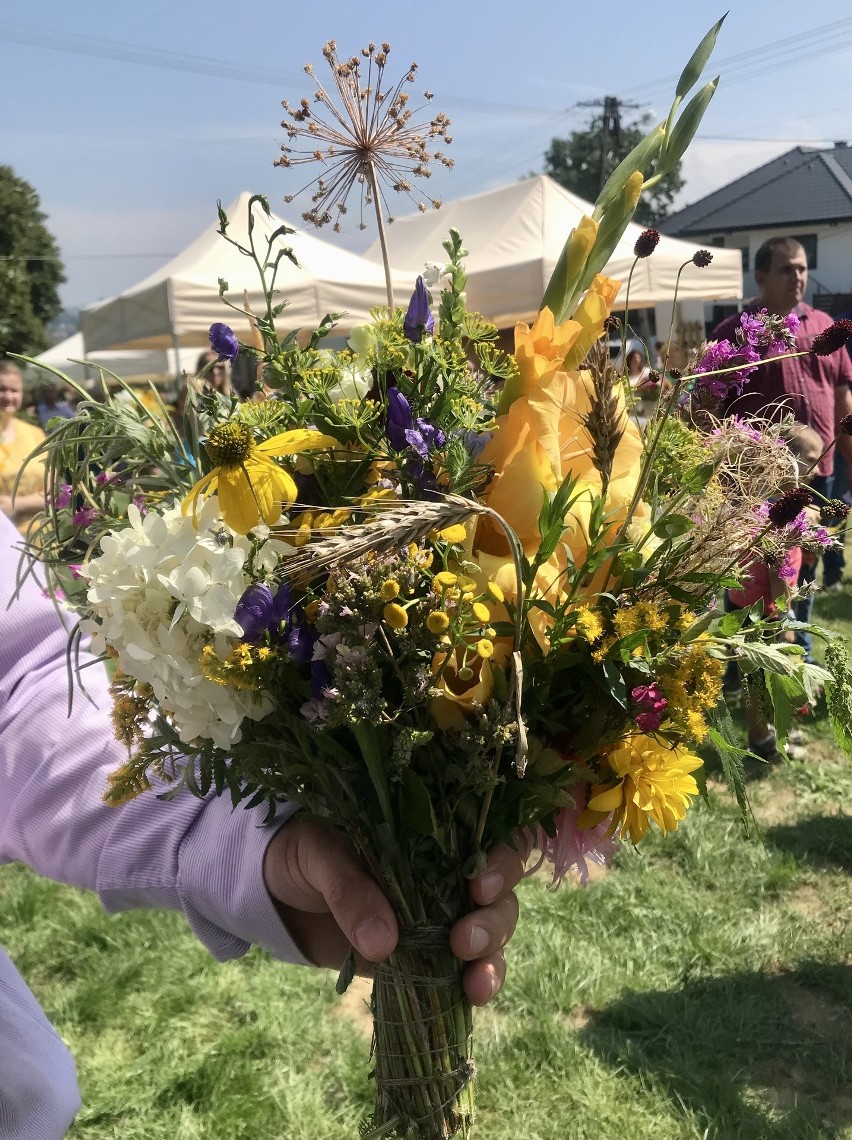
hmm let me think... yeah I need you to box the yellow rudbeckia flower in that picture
[183,421,338,534]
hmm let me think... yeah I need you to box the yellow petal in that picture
[257,429,338,456]
[216,466,260,534]
[181,469,218,525]
[245,455,298,525]
[587,781,625,813]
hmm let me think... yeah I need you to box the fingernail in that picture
[468,924,489,957]
[478,872,503,904]
[353,917,393,960]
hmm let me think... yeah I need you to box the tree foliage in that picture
[544,109,685,225]
[0,166,65,356]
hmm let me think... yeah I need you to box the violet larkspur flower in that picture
[405,418,446,460]
[403,276,435,343]
[386,386,414,450]
[209,322,240,362]
[811,319,852,357]
[634,229,660,258]
[235,582,291,643]
[768,487,813,526]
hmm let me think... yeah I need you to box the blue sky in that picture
[3,0,851,308]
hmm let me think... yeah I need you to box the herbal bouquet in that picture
[21,22,852,1140]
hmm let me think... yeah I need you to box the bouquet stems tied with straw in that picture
[17,18,852,1140]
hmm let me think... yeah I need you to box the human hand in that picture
[263,820,525,1005]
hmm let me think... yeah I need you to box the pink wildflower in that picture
[526,788,619,887]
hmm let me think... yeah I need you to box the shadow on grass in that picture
[579,963,852,1140]
[765,814,852,873]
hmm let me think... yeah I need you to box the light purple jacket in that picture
[0,515,306,1138]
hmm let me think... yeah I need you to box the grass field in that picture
[2,564,850,1139]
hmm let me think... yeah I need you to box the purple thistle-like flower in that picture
[72,506,100,528]
[768,487,813,526]
[209,322,240,362]
[386,386,414,450]
[811,319,852,357]
[403,276,435,343]
[634,229,660,258]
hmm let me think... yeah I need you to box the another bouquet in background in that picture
[19,20,852,1140]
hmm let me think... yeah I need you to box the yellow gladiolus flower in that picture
[183,422,338,534]
[586,735,703,843]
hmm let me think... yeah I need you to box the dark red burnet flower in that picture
[811,319,852,357]
[634,229,660,258]
[692,249,713,268]
[768,486,814,526]
[820,498,851,526]
[838,412,852,436]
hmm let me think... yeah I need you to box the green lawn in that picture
[2,564,850,1139]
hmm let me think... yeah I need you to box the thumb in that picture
[264,819,399,964]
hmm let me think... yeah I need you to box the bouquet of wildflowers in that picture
[21,23,852,1140]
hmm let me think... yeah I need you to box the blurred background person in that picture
[35,382,76,428]
[0,360,46,531]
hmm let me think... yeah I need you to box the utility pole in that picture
[577,95,643,193]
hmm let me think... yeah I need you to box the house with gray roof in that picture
[661,143,852,322]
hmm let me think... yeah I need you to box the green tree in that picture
[544,104,685,225]
[0,166,65,356]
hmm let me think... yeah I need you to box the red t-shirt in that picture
[712,302,852,476]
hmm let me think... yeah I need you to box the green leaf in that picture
[651,513,694,539]
[594,124,666,219]
[680,462,717,493]
[335,947,357,995]
[706,718,751,835]
[399,769,438,838]
[674,14,726,99]
[659,79,719,173]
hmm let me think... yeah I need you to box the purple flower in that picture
[68,564,83,580]
[95,470,119,487]
[235,582,289,642]
[403,276,435,343]
[778,550,799,584]
[464,430,492,459]
[631,683,667,712]
[386,386,414,450]
[526,789,619,887]
[692,339,760,398]
[209,322,239,362]
[55,483,73,509]
[405,418,446,459]
[785,312,801,338]
[132,494,148,517]
[635,711,664,733]
[287,618,316,664]
[72,506,100,528]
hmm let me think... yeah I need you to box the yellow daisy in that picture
[183,421,337,534]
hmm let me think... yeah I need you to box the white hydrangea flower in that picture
[81,496,276,750]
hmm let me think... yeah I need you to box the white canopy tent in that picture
[365,175,743,327]
[33,333,200,389]
[80,192,414,353]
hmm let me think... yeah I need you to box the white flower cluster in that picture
[82,497,277,750]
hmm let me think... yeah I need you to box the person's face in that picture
[0,371,23,420]
[755,246,808,314]
[207,361,229,393]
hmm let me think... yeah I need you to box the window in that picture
[738,246,750,272]
[710,235,726,247]
[792,233,818,268]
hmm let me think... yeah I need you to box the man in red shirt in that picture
[713,236,852,662]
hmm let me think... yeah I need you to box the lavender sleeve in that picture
[0,515,308,968]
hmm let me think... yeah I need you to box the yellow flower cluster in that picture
[200,643,275,691]
[656,643,724,743]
